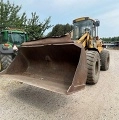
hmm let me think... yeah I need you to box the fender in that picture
[0,44,14,54]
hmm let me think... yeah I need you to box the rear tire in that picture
[100,50,110,71]
[0,54,13,71]
[86,51,100,84]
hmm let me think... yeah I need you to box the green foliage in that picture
[47,23,73,37]
[25,12,52,40]
[0,0,52,40]
[102,36,119,42]
[0,0,27,29]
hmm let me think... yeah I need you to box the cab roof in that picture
[1,29,26,34]
[73,17,95,23]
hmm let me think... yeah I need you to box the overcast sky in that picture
[4,0,119,37]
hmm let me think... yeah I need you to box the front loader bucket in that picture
[1,36,87,95]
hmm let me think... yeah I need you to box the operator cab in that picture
[8,31,27,45]
[72,17,100,40]
[0,29,28,46]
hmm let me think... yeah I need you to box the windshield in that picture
[8,32,26,45]
[73,20,94,40]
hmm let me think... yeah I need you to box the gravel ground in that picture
[0,50,119,120]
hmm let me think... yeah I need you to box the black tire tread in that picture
[0,54,13,70]
[86,51,100,84]
[100,50,110,71]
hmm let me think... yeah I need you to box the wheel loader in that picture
[0,17,110,95]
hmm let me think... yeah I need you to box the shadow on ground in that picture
[10,84,72,113]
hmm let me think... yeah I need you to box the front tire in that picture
[86,51,100,84]
[0,54,13,71]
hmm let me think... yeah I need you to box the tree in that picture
[47,23,73,37]
[0,0,27,29]
[102,36,119,42]
[25,12,52,40]
[0,0,52,39]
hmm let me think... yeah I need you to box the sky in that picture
[3,0,119,37]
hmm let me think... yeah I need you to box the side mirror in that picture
[95,20,100,27]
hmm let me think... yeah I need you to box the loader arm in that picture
[77,32,92,48]
[76,32,103,52]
